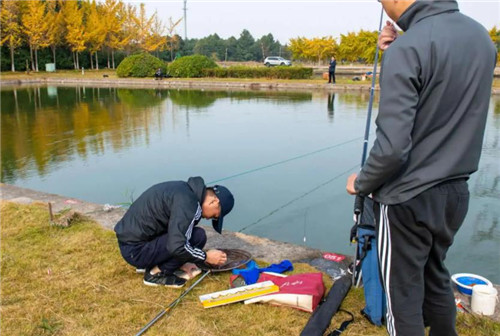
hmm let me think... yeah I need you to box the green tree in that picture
[256,33,281,61]
[225,36,238,61]
[194,34,225,60]
[236,29,257,61]
[0,0,22,71]
[166,17,182,61]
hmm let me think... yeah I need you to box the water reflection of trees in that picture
[1,86,168,182]
[1,87,314,183]
[168,90,313,109]
[338,92,379,109]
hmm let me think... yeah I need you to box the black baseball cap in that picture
[211,185,234,234]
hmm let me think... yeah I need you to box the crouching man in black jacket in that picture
[114,176,234,288]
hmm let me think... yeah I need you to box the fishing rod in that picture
[352,7,385,287]
[135,270,211,336]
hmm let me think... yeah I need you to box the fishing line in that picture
[238,163,359,233]
[207,136,365,185]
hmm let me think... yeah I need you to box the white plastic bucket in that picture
[471,285,498,316]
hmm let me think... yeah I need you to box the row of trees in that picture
[0,0,291,72]
[1,0,183,71]
[290,27,500,64]
[1,0,498,72]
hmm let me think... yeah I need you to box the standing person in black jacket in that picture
[328,56,337,84]
[114,177,234,288]
[346,1,496,335]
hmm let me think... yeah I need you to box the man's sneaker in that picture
[136,268,146,274]
[143,271,186,288]
[174,267,202,281]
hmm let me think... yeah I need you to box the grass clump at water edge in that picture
[1,202,499,335]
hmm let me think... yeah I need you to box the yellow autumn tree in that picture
[489,26,499,45]
[288,36,337,64]
[288,37,307,61]
[134,3,154,51]
[338,30,379,63]
[84,0,106,69]
[0,0,22,71]
[22,0,48,71]
[44,0,65,68]
[62,1,86,69]
[102,0,126,68]
[490,26,500,64]
[121,3,138,55]
[145,11,167,56]
[306,37,337,65]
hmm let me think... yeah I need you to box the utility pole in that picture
[183,0,187,40]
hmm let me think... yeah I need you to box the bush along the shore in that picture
[116,53,166,78]
[202,66,313,79]
[168,55,217,78]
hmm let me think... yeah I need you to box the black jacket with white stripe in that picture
[114,177,207,263]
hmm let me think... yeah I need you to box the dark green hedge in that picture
[167,55,217,78]
[202,66,312,79]
[116,53,166,78]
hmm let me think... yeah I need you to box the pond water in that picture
[2,85,499,283]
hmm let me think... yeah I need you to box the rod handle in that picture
[354,195,365,216]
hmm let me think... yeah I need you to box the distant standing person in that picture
[328,56,337,84]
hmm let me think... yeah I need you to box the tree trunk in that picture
[107,48,110,68]
[95,51,99,70]
[76,52,80,70]
[10,45,15,72]
[52,45,57,68]
[73,51,76,69]
[35,48,39,72]
[90,52,94,70]
[30,45,35,71]
[112,50,115,69]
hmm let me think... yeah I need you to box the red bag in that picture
[244,272,325,312]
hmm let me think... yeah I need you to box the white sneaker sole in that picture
[143,280,185,288]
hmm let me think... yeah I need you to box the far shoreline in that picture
[2,67,499,94]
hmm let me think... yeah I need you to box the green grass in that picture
[1,202,499,335]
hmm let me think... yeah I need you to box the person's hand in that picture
[205,249,227,266]
[346,173,358,195]
[378,21,398,51]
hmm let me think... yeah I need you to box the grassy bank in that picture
[1,202,499,335]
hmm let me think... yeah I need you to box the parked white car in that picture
[264,56,292,67]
